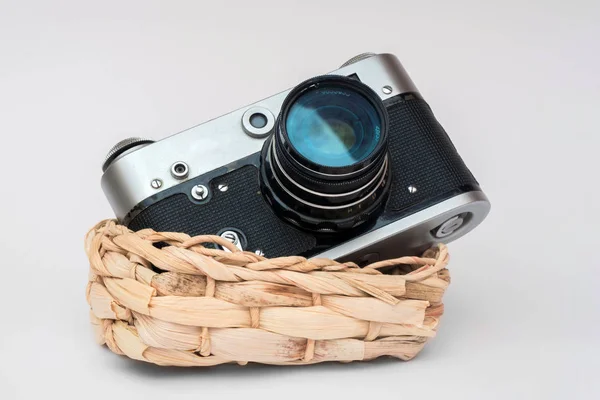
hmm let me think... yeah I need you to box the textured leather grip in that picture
[383,95,479,214]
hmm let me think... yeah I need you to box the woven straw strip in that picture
[85,220,451,366]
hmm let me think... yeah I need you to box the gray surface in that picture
[0,1,598,399]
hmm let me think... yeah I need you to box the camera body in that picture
[101,53,490,263]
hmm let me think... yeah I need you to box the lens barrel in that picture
[261,75,391,232]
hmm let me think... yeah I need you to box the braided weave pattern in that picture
[85,220,450,367]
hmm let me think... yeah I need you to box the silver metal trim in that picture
[435,215,464,238]
[220,230,244,252]
[170,162,189,179]
[313,191,491,261]
[340,53,378,68]
[104,137,153,164]
[101,53,420,220]
[191,184,209,200]
[270,139,388,199]
[150,179,163,189]
[242,106,275,138]
[269,149,388,211]
[103,139,154,172]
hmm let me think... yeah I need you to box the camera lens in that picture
[261,75,390,232]
[285,84,383,169]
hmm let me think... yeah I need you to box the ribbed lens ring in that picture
[270,138,388,207]
[259,75,391,232]
[273,134,387,195]
[261,138,390,231]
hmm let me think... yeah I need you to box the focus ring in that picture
[260,140,391,232]
[273,137,387,195]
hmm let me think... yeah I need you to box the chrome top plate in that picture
[101,53,418,220]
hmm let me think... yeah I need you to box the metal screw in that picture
[220,230,240,245]
[255,249,265,257]
[408,185,417,194]
[151,179,163,189]
[382,85,393,95]
[191,184,209,200]
[218,184,228,192]
[220,230,245,252]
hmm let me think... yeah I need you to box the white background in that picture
[0,1,598,399]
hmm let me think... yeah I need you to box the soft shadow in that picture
[111,349,409,380]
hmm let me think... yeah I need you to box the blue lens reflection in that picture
[285,87,382,168]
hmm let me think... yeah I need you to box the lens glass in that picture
[249,112,268,128]
[285,85,382,168]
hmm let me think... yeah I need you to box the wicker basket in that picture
[85,220,450,367]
